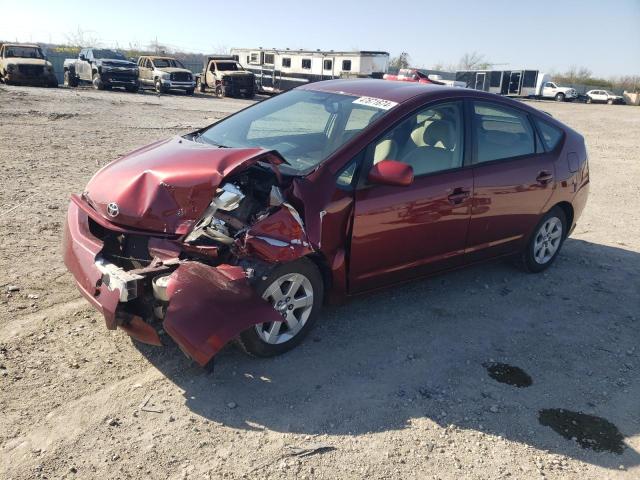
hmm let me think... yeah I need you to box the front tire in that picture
[607,99,613,105]
[521,207,567,273]
[185,88,195,96]
[197,78,206,92]
[92,72,104,90]
[238,258,323,357]
[64,70,77,87]
[555,93,565,102]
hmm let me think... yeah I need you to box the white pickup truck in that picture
[539,81,578,102]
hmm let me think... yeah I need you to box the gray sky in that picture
[3,0,639,77]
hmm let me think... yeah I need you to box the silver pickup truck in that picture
[137,55,195,94]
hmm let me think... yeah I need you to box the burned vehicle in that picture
[64,48,139,92]
[0,43,58,87]
[196,55,255,98]
[63,80,589,369]
[137,55,195,95]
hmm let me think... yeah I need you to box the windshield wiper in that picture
[192,132,228,148]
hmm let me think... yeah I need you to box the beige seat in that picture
[373,138,398,164]
[400,120,458,175]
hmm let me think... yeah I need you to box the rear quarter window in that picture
[533,117,564,151]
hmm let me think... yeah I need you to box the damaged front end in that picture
[63,140,314,367]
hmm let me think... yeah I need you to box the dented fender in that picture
[162,262,282,366]
[240,203,314,263]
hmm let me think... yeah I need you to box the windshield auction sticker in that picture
[352,96,398,110]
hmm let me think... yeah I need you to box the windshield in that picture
[153,58,185,68]
[5,46,44,59]
[93,50,126,60]
[198,89,391,174]
[215,61,240,71]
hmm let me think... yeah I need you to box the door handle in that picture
[536,171,554,184]
[447,188,471,205]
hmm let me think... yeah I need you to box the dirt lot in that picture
[1,84,639,480]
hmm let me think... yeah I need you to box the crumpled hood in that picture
[99,59,136,68]
[84,136,281,234]
[156,67,192,74]
[6,58,51,67]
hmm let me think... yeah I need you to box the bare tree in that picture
[65,26,100,48]
[458,51,491,70]
[389,52,411,71]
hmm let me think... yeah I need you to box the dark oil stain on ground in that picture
[483,362,532,387]
[538,408,625,454]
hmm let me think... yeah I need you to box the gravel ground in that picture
[1,84,639,480]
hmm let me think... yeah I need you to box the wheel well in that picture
[554,201,574,234]
[305,253,332,293]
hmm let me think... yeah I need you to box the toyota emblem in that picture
[106,202,120,217]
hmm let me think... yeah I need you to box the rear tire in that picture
[520,207,567,273]
[237,258,323,357]
[555,93,565,102]
[586,97,592,104]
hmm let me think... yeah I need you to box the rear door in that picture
[466,100,554,262]
[349,100,473,292]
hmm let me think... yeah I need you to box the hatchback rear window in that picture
[533,117,564,151]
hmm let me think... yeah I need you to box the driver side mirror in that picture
[368,160,414,187]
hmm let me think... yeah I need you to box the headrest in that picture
[424,120,454,150]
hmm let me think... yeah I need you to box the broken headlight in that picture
[183,183,245,244]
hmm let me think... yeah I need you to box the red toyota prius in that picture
[63,79,589,368]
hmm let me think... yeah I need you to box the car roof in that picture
[3,43,40,48]
[300,78,454,103]
[146,56,177,60]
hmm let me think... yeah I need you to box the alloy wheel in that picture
[533,217,563,264]
[256,273,314,345]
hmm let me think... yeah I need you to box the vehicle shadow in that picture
[136,238,640,469]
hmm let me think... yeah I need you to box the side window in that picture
[342,60,352,71]
[336,160,358,188]
[323,59,333,70]
[371,101,464,176]
[263,53,274,65]
[282,57,291,68]
[533,117,563,151]
[301,58,311,70]
[473,102,536,163]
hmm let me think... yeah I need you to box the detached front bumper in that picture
[5,72,57,86]
[62,197,282,367]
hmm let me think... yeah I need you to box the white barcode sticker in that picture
[352,96,398,110]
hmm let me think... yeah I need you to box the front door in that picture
[349,100,473,292]
[508,71,522,94]
[139,59,152,84]
[466,100,555,262]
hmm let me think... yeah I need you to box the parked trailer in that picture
[455,69,549,97]
[230,48,389,93]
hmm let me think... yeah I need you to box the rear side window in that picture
[473,102,535,163]
[533,117,564,151]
